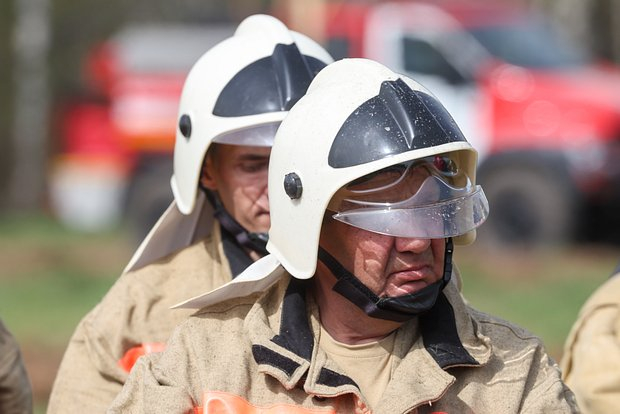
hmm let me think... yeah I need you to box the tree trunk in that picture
[9,0,51,211]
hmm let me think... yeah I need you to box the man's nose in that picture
[394,236,431,253]
[256,185,269,209]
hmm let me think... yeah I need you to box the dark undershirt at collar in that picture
[219,222,254,278]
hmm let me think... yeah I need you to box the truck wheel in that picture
[124,156,174,244]
[476,165,578,248]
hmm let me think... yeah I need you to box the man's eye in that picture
[240,162,268,173]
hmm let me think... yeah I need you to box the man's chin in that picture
[386,280,428,297]
[246,220,270,235]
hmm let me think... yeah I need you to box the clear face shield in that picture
[327,154,489,238]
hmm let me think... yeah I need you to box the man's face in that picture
[320,219,446,297]
[200,143,271,234]
[319,163,446,297]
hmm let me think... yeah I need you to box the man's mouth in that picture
[387,267,432,295]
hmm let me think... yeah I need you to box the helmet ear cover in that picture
[179,114,192,139]
[284,173,303,199]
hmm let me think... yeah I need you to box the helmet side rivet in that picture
[284,173,302,199]
[179,114,192,139]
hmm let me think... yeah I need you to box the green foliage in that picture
[0,212,120,242]
[0,1,14,204]
[0,269,115,346]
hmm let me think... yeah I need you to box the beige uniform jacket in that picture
[47,224,233,413]
[561,273,620,413]
[0,319,32,414]
[110,271,579,414]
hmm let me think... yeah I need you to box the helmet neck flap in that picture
[317,238,453,322]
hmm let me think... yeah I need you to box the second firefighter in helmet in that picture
[125,14,333,271]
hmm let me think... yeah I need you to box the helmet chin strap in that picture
[204,189,269,256]
[317,238,453,322]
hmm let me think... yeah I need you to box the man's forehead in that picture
[213,143,271,159]
[235,147,272,160]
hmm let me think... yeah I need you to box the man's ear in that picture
[199,154,218,191]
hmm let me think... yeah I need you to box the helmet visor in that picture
[212,122,280,147]
[328,155,489,238]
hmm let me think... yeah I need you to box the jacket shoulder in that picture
[466,306,576,408]
[467,306,545,349]
[125,234,217,281]
[580,274,620,314]
[188,276,289,335]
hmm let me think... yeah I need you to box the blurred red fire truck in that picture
[51,2,620,246]
[322,0,620,246]
[50,24,233,239]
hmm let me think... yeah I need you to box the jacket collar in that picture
[219,221,254,278]
[247,273,492,399]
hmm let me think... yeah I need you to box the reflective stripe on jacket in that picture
[118,342,166,373]
[110,271,579,413]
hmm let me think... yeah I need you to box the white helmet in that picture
[267,58,489,279]
[171,14,334,215]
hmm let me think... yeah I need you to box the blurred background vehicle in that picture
[322,0,620,248]
[49,23,234,240]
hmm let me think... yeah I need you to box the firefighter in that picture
[561,263,620,413]
[0,319,32,414]
[109,58,578,413]
[47,15,332,412]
